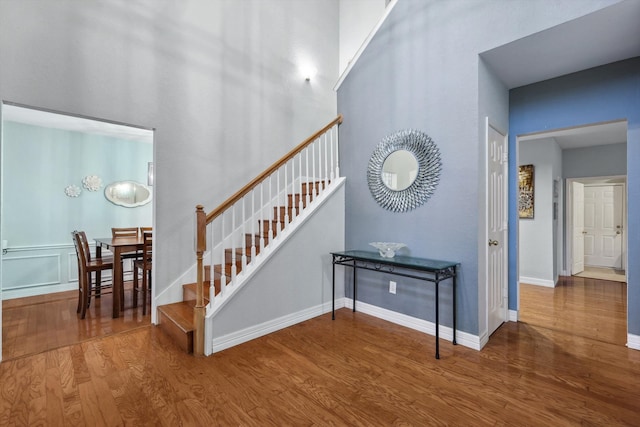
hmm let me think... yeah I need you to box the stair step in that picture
[224,247,253,263]
[302,180,327,195]
[273,205,300,222]
[259,219,284,238]
[182,282,212,303]
[157,302,195,354]
[287,193,311,208]
[245,233,269,249]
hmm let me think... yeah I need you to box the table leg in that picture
[452,267,457,345]
[435,280,440,360]
[332,257,335,320]
[353,262,357,312]
[95,245,102,298]
[112,248,122,318]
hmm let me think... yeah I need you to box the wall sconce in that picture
[300,64,318,82]
[147,162,154,186]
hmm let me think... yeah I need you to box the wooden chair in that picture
[111,226,141,275]
[72,231,113,319]
[133,230,152,315]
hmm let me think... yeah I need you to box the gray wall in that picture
[518,138,562,286]
[564,142,627,178]
[337,0,615,336]
[0,0,339,314]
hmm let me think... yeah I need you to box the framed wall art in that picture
[518,164,534,219]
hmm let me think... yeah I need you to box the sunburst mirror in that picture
[367,129,442,212]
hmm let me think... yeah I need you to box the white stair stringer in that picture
[203,177,346,355]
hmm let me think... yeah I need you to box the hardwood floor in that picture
[2,283,150,361]
[2,276,639,425]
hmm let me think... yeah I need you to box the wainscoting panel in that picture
[3,253,61,289]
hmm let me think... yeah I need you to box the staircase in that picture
[156,116,341,355]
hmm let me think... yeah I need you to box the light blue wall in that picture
[3,121,152,246]
[563,142,627,178]
[509,58,640,336]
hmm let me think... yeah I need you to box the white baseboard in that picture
[343,298,480,351]
[519,276,555,288]
[1,282,77,300]
[627,333,640,351]
[509,309,518,322]
[210,301,335,354]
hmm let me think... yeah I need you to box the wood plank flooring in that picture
[2,283,150,361]
[2,275,640,425]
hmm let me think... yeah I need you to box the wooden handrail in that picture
[205,114,343,224]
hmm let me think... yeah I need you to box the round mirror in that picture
[367,129,441,212]
[382,150,418,191]
[104,181,152,208]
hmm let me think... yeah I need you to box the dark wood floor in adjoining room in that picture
[2,276,640,425]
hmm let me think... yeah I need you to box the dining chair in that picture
[72,231,113,319]
[111,226,141,272]
[133,230,152,315]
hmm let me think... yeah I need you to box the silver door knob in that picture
[489,239,499,246]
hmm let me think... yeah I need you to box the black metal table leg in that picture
[353,261,357,312]
[452,266,457,345]
[435,280,440,359]
[332,256,336,320]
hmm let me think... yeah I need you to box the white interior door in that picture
[583,185,623,268]
[572,182,585,274]
[487,121,508,336]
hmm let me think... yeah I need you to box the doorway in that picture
[517,120,627,342]
[0,102,155,361]
[566,177,627,280]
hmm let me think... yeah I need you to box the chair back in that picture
[112,227,139,239]
[141,231,152,269]
[139,226,152,235]
[71,231,89,272]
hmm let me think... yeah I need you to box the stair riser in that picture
[157,310,193,354]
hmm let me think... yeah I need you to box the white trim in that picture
[334,0,399,91]
[212,300,337,353]
[519,276,555,288]
[2,282,77,300]
[627,333,640,351]
[509,309,519,322]
[344,298,481,351]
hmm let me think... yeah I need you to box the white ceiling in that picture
[2,104,153,143]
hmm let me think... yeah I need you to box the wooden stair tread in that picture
[158,302,195,330]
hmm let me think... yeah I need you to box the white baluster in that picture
[324,133,329,189]
[284,160,290,224]
[241,197,247,270]
[251,188,256,259]
[334,126,340,178]
[268,175,274,242]
[208,221,215,307]
[276,169,282,230]
[220,213,227,295]
[330,127,335,181]
[305,147,311,207]
[260,181,265,252]
[312,140,317,197]
[298,153,304,213]
[231,205,237,282]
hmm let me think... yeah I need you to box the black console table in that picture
[331,250,458,359]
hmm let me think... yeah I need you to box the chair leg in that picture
[120,261,126,311]
[142,268,148,316]
[95,270,102,298]
[133,265,139,308]
[80,272,90,319]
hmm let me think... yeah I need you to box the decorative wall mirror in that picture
[104,181,152,207]
[367,129,442,212]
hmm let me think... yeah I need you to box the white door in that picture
[583,185,623,268]
[572,182,585,274]
[487,121,508,336]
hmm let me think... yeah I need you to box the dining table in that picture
[94,235,144,318]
